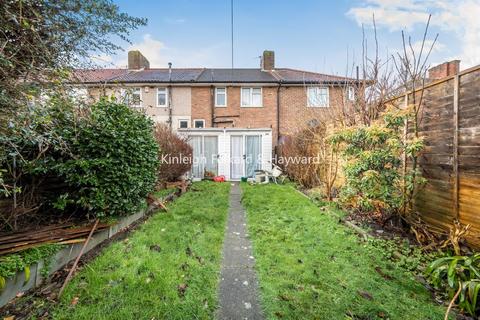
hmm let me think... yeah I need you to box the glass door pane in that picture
[189,136,203,179]
[203,136,218,176]
[245,135,262,178]
[230,135,244,180]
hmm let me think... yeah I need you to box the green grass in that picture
[52,181,230,320]
[241,183,446,320]
[154,187,177,199]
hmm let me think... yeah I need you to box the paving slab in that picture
[217,183,263,320]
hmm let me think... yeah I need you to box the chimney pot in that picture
[261,50,275,71]
[128,50,150,70]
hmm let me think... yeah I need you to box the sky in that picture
[100,0,480,76]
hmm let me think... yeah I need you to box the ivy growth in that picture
[0,244,61,291]
[366,237,441,273]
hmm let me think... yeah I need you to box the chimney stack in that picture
[261,50,275,71]
[128,50,150,70]
[428,60,460,80]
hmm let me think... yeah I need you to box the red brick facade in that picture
[428,60,460,80]
[191,85,347,146]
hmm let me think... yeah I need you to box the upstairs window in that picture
[157,87,168,107]
[241,87,262,107]
[194,119,205,128]
[121,88,142,107]
[348,86,355,101]
[215,87,227,107]
[307,87,329,107]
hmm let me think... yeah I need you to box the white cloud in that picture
[111,34,229,68]
[347,0,480,68]
[116,34,168,67]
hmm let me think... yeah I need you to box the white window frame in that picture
[215,87,227,107]
[307,87,329,108]
[156,87,168,107]
[347,86,355,101]
[121,87,142,107]
[178,119,189,129]
[241,87,263,107]
[193,119,205,128]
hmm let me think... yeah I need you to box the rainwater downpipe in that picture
[168,62,173,129]
[276,81,282,144]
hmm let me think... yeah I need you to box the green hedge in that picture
[54,100,159,217]
[1,98,159,222]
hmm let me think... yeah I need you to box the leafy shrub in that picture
[154,123,192,182]
[426,253,480,316]
[54,99,159,217]
[1,97,159,228]
[1,94,79,229]
[329,108,424,221]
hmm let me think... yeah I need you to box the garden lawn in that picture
[52,181,230,320]
[241,183,446,320]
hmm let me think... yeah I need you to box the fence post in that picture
[453,75,460,219]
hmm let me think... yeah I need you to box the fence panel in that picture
[389,66,480,247]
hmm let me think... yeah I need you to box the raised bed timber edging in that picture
[0,209,148,308]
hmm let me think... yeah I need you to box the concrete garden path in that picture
[217,183,263,320]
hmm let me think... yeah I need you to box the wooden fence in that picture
[388,65,480,247]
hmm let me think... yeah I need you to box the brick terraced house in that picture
[74,50,358,180]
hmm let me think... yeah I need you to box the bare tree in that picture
[392,14,438,214]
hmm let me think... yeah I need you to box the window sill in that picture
[241,105,263,108]
[215,105,227,108]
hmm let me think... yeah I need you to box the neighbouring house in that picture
[72,50,359,180]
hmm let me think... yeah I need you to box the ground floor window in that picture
[178,119,189,128]
[194,119,205,128]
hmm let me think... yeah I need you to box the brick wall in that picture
[279,86,345,137]
[428,60,460,80]
[191,86,278,140]
[191,87,213,127]
[191,85,346,145]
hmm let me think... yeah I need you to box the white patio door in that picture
[230,135,262,180]
[204,136,218,176]
[189,135,218,179]
[245,135,262,178]
[230,135,244,180]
